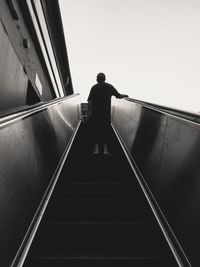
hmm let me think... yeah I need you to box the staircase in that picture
[24,123,178,266]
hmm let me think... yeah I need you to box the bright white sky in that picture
[59,0,200,112]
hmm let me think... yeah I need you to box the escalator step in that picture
[25,257,177,267]
[52,182,142,199]
[44,198,155,223]
[59,170,134,183]
[65,162,130,172]
[24,123,178,267]
[25,223,171,258]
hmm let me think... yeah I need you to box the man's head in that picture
[97,73,106,83]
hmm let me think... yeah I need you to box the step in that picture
[24,256,178,267]
[25,222,172,259]
[64,160,130,171]
[52,182,142,199]
[59,170,134,183]
[24,124,178,267]
[44,198,156,223]
[68,151,126,161]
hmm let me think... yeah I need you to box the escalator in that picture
[24,122,178,267]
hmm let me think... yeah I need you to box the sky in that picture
[59,0,200,113]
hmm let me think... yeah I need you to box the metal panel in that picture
[0,95,81,266]
[111,98,200,266]
[0,22,28,112]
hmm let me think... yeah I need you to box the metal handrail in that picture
[126,98,200,124]
[0,94,80,128]
[11,120,81,267]
[112,123,192,267]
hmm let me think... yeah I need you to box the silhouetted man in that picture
[88,72,128,155]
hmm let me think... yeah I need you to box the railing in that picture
[111,97,199,267]
[127,98,200,123]
[0,94,81,266]
[0,94,79,124]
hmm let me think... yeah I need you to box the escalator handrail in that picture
[0,94,80,128]
[11,120,81,267]
[126,98,200,124]
[112,123,192,267]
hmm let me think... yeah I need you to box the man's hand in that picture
[119,94,129,99]
[123,94,129,98]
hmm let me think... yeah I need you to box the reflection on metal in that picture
[0,22,28,112]
[0,94,80,129]
[112,123,190,267]
[35,73,42,95]
[111,98,143,150]
[0,94,81,266]
[6,0,19,20]
[128,98,200,123]
[12,120,81,267]
[25,0,63,98]
[111,98,200,266]
[56,108,74,130]
[34,0,64,97]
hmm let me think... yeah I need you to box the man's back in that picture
[87,72,128,155]
[88,82,120,123]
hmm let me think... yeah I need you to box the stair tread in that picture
[24,123,177,266]
[44,198,155,222]
[26,223,171,258]
[53,181,143,198]
[59,170,134,183]
[24,257,177,267]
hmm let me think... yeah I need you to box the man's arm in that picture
[110,84,128,99]
[113,88,128,99]
[117,93,129,99]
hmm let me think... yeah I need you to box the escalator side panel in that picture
[0,96,81,266]
[112,98,198,266]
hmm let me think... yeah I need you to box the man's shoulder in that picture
[89,84,98,94]
[104,82,114,88]
[91,83,100,90]
[91,82,113,87]
[103,83,116,93]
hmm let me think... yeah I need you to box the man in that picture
[87,72,128,155]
